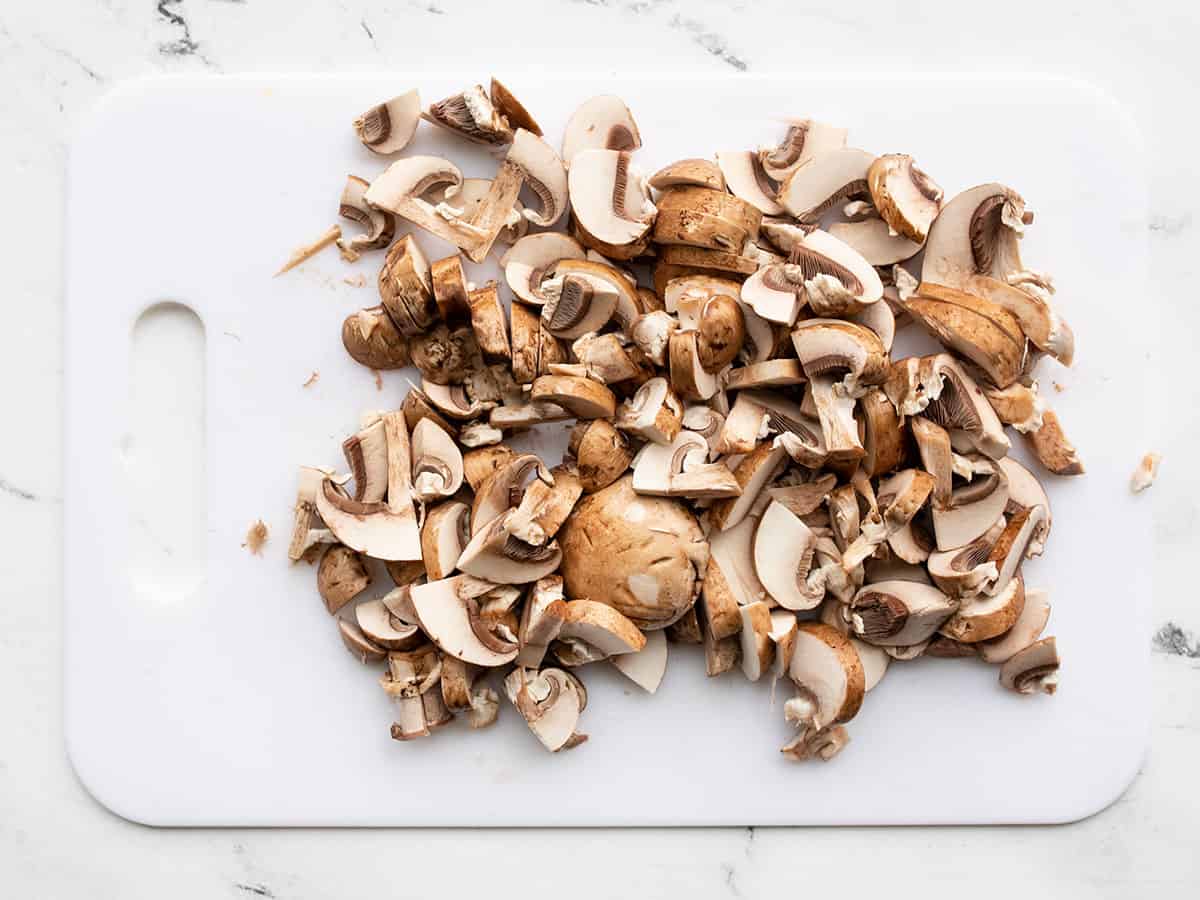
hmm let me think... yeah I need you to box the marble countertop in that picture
[1,0,1197,896]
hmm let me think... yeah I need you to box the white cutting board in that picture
[64,74,1150,826]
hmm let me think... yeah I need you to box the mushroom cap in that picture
[777,148,874,222]
[558,476,707,629]
[568,149,656,246]
[611,629,668,693]
[342,307,410,370]
[501,232,587,305]
[787,622,866,728]
[569,419,633,493]
[754,500,822,611]
[317,544,370,615]
[716,150,784,215]
[561,95,642,166]
[509,128,568,227]
[353,89,421,155]
[905,283,1026,388]
[866,154,944,243]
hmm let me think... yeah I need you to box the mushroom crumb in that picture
[1130,452,1162,494]
[243,519,269,555]
[275,224,342,276]
[302,371,320,388]
[286,80,1079,761]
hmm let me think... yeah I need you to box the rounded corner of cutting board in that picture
[64,727,170,828]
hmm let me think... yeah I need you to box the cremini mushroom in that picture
[420,499,470,580]
[784,623,865,758]
[506,464,583,546]
[364,156,486,250]
[378,234,437,335]
[457,510,563,584]
[777,147,874,223]
[401,388,458,439]
[866,154,944,243]
[649,158,726,192]
[904,283,1026,388]
[561,94,641,165]
[353,89,421,155]
[738,601,775,682]
[342,416,389,503]
[505,666,588,752]
[341,306,410,370]
[917,354,1011,459]
[517,575,568,667]
[725,359,807,392]
[1023,409,1084,476]
[531,374,617,419]
[940,573,1025,643]
[979,587,1051,663]
[339,619,388,664]
[632,430,742,499]
[653,185,762,252]
[355,599,424,650]
[716,150,784,215]
[410,574,521,666]
[338,174,396,255]
[614,377,684,444]
[568,149,657,248]
[759,118,847,181]
[558,599,647,657]
[754,500,823,610]
[501,232,587,306]
[709,442,788,531]
[507,127,568,227]
[466,282,511,362]
[999,637,1059,695]
[317,544,370,614]
[423,83,514,147]
[287,465,338,562]
[930,453,1010,551]
[470,453,553,534]
[424,177,528,246]
[410,418,465,504]
[791,319,888,397]
[848,580,958,647]
[921,183,1031,287]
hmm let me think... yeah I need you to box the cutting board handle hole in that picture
[127,302,207,601]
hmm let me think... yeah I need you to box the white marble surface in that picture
[1,0,1197,895]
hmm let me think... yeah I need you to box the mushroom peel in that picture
[777,148,874,223]
[611,629,668,693]
[753,500,823,611]
[848,580,958,647]
[759,118,848,181]
[561,95,641,166]
[866,153,944,243]
[568,149,657,247]
[505,667,588,752]
[410,575,520,666]
[353,89,421,155]
[999,636,1059,695]
[410,417,465,504]
[558,599,647,657]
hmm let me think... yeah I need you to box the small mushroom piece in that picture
[489,76,541,135]
[866,154,944,243]
[979,587,1051,663]
[410,574,520,666]
[706,515,767,630]
[921,355,1011,460]
[531,374,617,419]
[423,83,513,147]
[569,420,633,493]
[489,400,574,431]
[759,118,848,181]
[439,655,477,713]
[338,175,396,253]
[983,380,1046,434]
[983,505,1048,596]
[572,332,653,386]
[355,599,424,650]
[767,609,799,680]
[317,545,370,614]
[777,148,874,222]
[940,573,1026,643]
[561,95,641,166]
[725,360,807,392]
[410,418,465,504]
[424,177,528,246]
[999,637,1059,695]
[402,388,458,439]
[470,453,553,534]
[502,232,587,306]
[709,441,789,531]
[409,323,481,386]
[926,532,1001,601]
[946,274,1074,367]
[682,405,726,459]
[506,465,584,546]
[504,667,588,752]
[430,254,472,322]
[701,600,742,677]
[849,290,897,352]
[342,417,389,503]
[911,415,954,507]
[738,601,775,682]
[921,183,1030,287]
[851,638,890,692]
[716,150,784,215]
[754,500,823,611]
[462,445,515,493]
[338,619,388,664]
[568,149,657,247]
[998,457,1052,556]
[930,453,1010,551]
[614,377,684,444]
[717,392,770,455]
[539,259,633,336]
[383,645,447,739]
[353,89,421,155]
[828,216,922,267]
[766,474,838,518]
[649,158,725,191]
[341,307,410,370]
[668,331,722,401]
[558,599,647,657]
[611,629,668,693]
[848,580,958,647]
[632,430,742,499]
[791,319,889,397]
[466,282,511,362]
[630,311,680,368]
[787,623,866,741]
[517,575,568,668]
[858,387,906,478]
[652,185,763,252]
[377,234,438,336]
[364,157,484,251]
[1023,409,1085,476]
[840,469,936,571]
[287,465,337,562]
[507,127,568,226]
[456,510,563,584]
[904,283,1026,388]
[420,500,471,581]
[786,228,886,318]
[696,294,746,373]
[806,375,864,465]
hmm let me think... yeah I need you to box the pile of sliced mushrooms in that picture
[285,79,1078,760]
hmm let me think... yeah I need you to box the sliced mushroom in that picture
[998,456,1052,557]
[538,259,632,336]
[705,516,766,630]
[353,89,421,155]
[716,150,784,215]
[614,377,684,444]
[423,83,513,147]
[653,185,763,252]
[420,500,470,581]
[786,623,866,747]
[317,544,370,615]
[1023,409,1084,476]
[777,148,874,222]
[709,441,788,531]
[999,637,1059,695]
[377,234,438,335]
[717,392,770,455]
[401,388,458,441]
[341,307,409,370]
[287,465,337,562]
[983,380,1046,434]
[942,274,1074,366]
[409,323,480,386]
[355,598,424,650]
[930,453,1010,551]
[558,599,647,657]
[382,645,443,739]
[629,310,680,368]
[848,580,958,647]
[737,601,775,682]
[926,531,1001,601]
[984,504,1048,596]
[462,282,511,362]
[632,430,742,499]
[858,387,906,478]
[611,629,668,693]
[905,283,1026,388]
[979,587,1050,663]
[424,177,528,246]
[530,374,617,419]
[507,127,568,226]
[338,619,388,664]
[828,216,922,266]
[364,157,485,250]
[866,154,944,243]
[921,183,1030,286]
[506,464,583,546]
[517,575,568,668]
[649,157,725,191]
[766,473,837,518]
[568,149,656,247]
[851,638,890,692]
[806,375,864,465]
[410,417,465,504]
[457,509,563,584]
[940,572,1025,643]
[504,667,588,752]
[700,596,742,677]
[787,228,885,318]
[410,574,520,666]
[568,419,633,493]
[840,469,935,571]
[919,355,1011,460]
[682,405,726,459]
[470,453,552,534]
[668,330,724,401]
[342,417,389,503]
[501,232,587,306]
[791,319,888,397]
[759,118,848,181]
[561,95,641,166]
[338,174,396,254]
[754,500,823,611]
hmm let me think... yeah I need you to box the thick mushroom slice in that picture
[725,360,807,392]
[410,574,519,666]
[979,587,1051,663]
[466,282,511,362]
[569,419,633,493]
[342,307,410,370]
[462,445,515,493]
[457,510,563,584]
[919,355,1011,460]
[489,399,573,432]
[615,377,685,444]
[705,515,767,634]
[378,234,437,336]
[717,392,770,455]
[777,148,874,223]
[848,580,958,647]
[501,232,587,306]
[410,418,465,504]
[791,319,889,398]
[630,311,680,368]
[788,228,885,317]
[805,375,863,465]
[559,600,647,657]
[926,529,1001,601]
[930,453,1009,551]
[353,89,421,155]
[506,464,583,546]
[682,405,726,459]
[317,544,370,614]
[315,413,421,561]
[858,387,906,477]
[759,118,848,181]
[653,185,762,252]
[709,441,788,531]
[632,430,742,499]
[768,609,799,681]
[1023,409,1084,476]
[738,601,775,682]
[922,183,1031,287]
[998,456,1052,557]
[338,175,396,255]
[531,375,617,419]
[786,623,866,749]
[420,500,470,581]
[423,83,514,147]
[364,156,486,250]
[942,274,1074,366]
[866,154,944,243]
[568,149,657,247]
[753,500,823,611]
[342,416,389,503]
[517,575,568,668]
[537,260,629,337]
[403,388,461,438]
[611,629,668,693]
[999,637,1059,695]
[561,95,641,166]
[851,638,890,692]
[649,158,726,192]
[668,331,722,401]
[506,128,568,227]
[905,283,1026,388]
[338,619,388,664]
[828,216,922,267]
[504,667,588,752]
[355,599,424,651]
[939,573,1025,643]
[716,150,784,215]
[470,453,552,534]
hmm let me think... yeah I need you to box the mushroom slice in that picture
[717,392,770,455]
[926,532,1000,601]
[920,355,1011,460]
[470,453,552,534]
[611,629,668,692]
[439,654,477,713]
[791,228,886,316]
[568,149,657,247]
[944,274,1074,366]
[338,174,396,253]
[378,234,437,336]
[353,89,421,155]
[425,177,528,246]
[423,83,513,147]
[531,374,617,419]
[420,500,470,581]
[759,118,848,181]
[338,619,387,664]
[464,282,511,362]
[739,263,805,325]
[828,217,922,266]
[501,232,587,306]
[569,419,634,493]
[999,637,1059,695]
[504,667,588,752]
[849,580,958,647]
[922,183,1031,286]
[1023,409,1084,476]
[905,283,1026,388]
[848,291,897,352]
[984,504,1048,595]
[317,545,370,614]
[364,157,485,251]
[517,575,568,668]
[632,430,741,499]
[342,307,410,370]
[315,413,421,561]
[709,442,788,531]
[410,574,520,666]
[998,456,1052,557]
[931,453,1010,551]
[410,418,465,504]
[777,148,874,222]
[766,473,837,518]
[780,723,851,763]
[725,360,807,392]
[754,500,823,611]
[355,598,423,650]
[561,95,641,165]
[706,515,768,630]
[682,405,726,459]
[489,76,541,134]
[288,466,337,562]
[979,587,1051,663]
[840,469,936,571]
[787,622,866,740]
[462,445,514,493]
[866,154,944,243]
[630,311,680,368]
[738,601,775,682]
[668,331,722,401]
[457,510,563,584]
[654,185,763,252]
[982,380,1046,434]
[382,646,443,739]
[851,638,890,692]
[402,388,458,439]
[615,377,685,445]
[541,258,636,334]
[507,128,568,227]
[805,375,864,465]
[859,387,906,478]
[342,417,389,503]
[649,158,725,191]
[559,600,647,657]
[701,600,741,677]
[716,150,784,215]
[506,465,583,546]
[791,319,888,397]
[572,332,651,385]
[767,609,799,680]
[911,415,954,508]
[489,400,573,431]
[940,573,1026,643]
